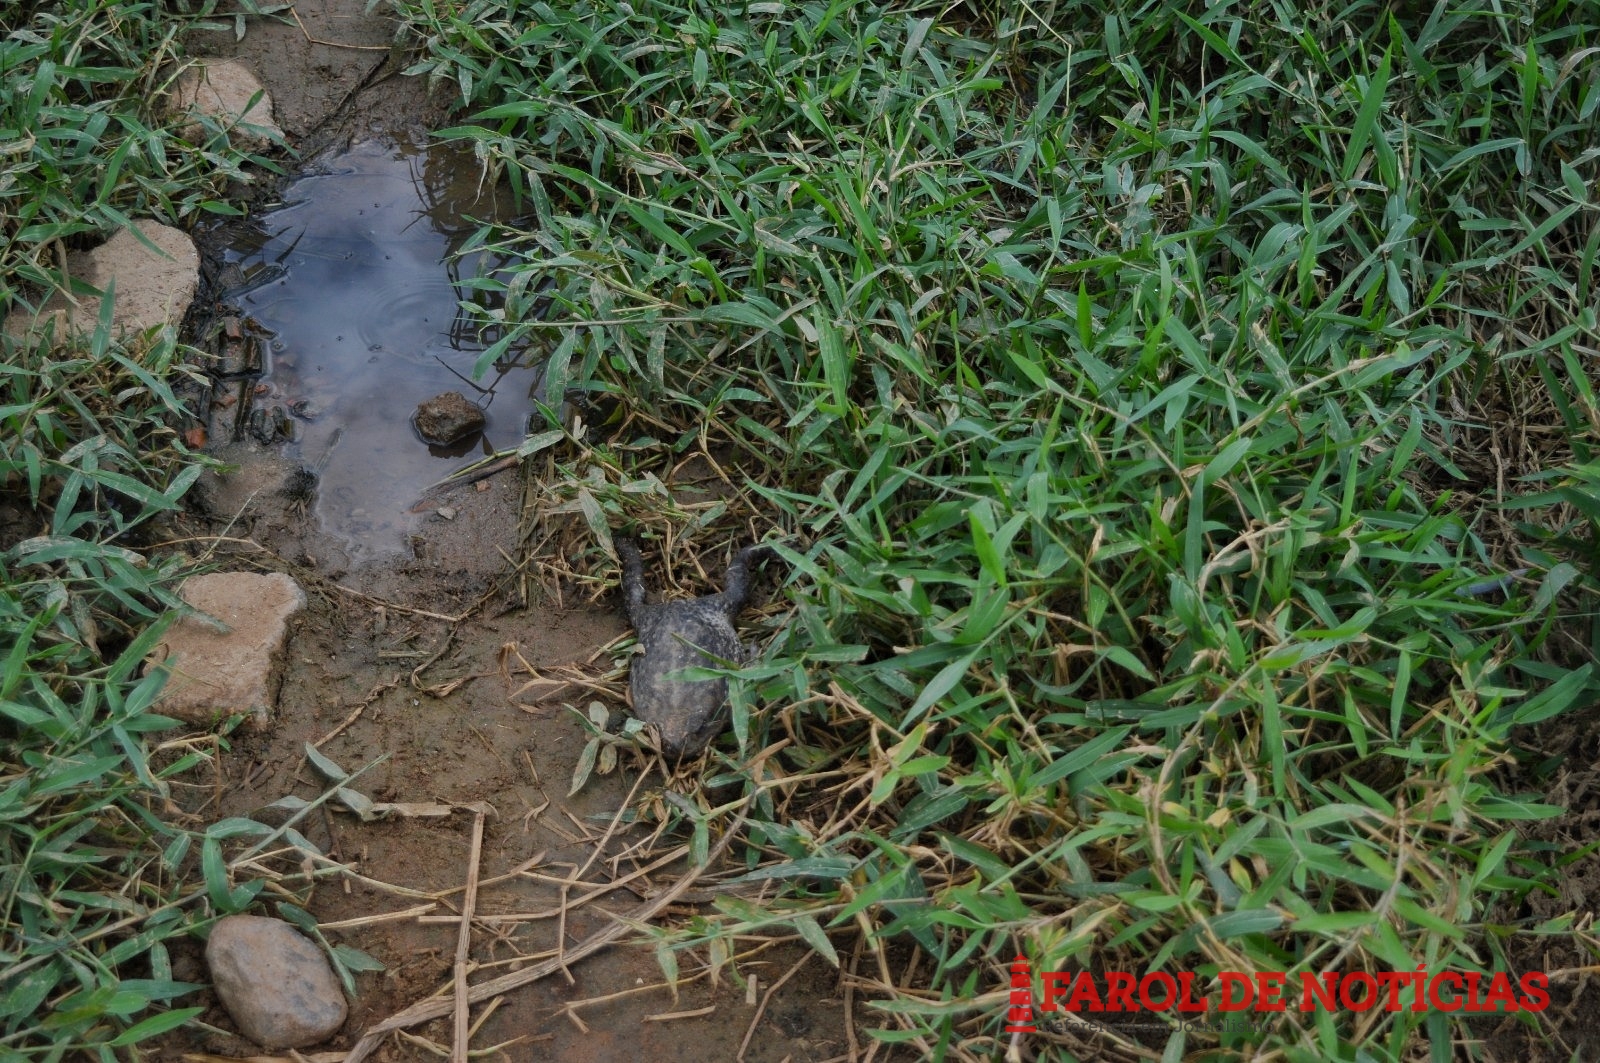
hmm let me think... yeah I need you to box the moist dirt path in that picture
[152,4,858,1061]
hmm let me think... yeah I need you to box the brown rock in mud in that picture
[206,915,348,1048]
[148,572,306,729]
[168,59,285,149]
[413,391,486,445]
[3,219,198,342]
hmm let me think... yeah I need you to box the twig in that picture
[410,627,460,690]
[312,677,399,748]
[844,933,863,1061]
[288,4,391,50]
[452,811,487,1063]
[647,1005,718,1021]
[553,773,663,981]
[738,951,814,1061]
[333,583,463,623]
[413,843,690,923]
[315,903,437,931]
[341,800,753,1063]
[409,453,521,511]
[433,851,546,899]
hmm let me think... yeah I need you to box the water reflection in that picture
[222,134,537,557]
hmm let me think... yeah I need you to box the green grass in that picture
[391,0,1600,1057]
[0,2,284,1058]
[0,0,274,304]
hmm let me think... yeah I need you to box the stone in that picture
[413,391,486,446]
[148,571,306,729]
[168,59,284,150]
[206,915,348,1049]
[3,220,198,342]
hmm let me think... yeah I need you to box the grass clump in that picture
[0,0,271,307]
[1,2,283,1057]
[392,0,1600,1058]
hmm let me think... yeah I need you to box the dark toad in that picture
[616,535,774,757]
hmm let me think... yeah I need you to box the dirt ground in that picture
[150,3,866,1061]
[1471,710,1600,1061]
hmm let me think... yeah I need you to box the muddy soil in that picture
[152,3,865,1061]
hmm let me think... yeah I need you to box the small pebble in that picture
[205,914,348,1048]
[436,505,456,520]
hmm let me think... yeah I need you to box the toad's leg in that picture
[722,544,774,616]
[615,535,649,623]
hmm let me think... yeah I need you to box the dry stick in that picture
[452,810,487,1063]
[433,851,545,899]
[317,903,437,931]
[143,533,463,624]
[409,453,521,511]
[737,950,815,1062]
[410,626,460,690]
[332,583,463,624]
[341,802,752,1063]
[288,4,391,49]
[558,969,716,1025]
[648,1005,718,1021]
[559,770,652,984]
[843,933,864,1062]
[415,843,692,923]
[312,677,400,748]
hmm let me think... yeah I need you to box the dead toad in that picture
[615,535,774,757]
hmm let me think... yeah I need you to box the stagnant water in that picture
[219,134,539,557]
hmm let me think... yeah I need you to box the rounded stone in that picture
[205,915,348,1048]
[413,391,486,446]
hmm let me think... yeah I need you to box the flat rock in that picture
[149,572,306,729]
[206,915,347,1049]
[413,391,486,446]
[3,220,199,342]
[168,59,284,149]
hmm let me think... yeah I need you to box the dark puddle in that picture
[217,133,537,557]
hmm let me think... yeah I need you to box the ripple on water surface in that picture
[224,135,537,558]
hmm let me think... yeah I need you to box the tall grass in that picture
[394,0,1600,1057]
[1,1,279,1057]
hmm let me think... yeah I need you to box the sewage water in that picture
[219,135,538,557]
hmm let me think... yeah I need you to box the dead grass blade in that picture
[339,800,753,1063]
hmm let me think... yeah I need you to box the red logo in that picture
[1005,954,1036,1032]
[1000,962,1550,1032]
